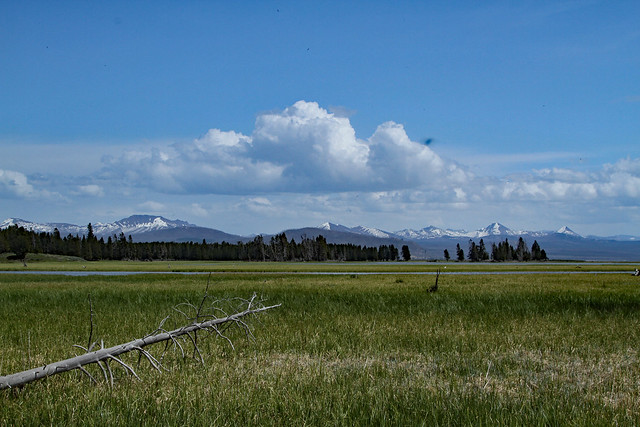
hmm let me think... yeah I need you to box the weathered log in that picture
[0,297,280,390]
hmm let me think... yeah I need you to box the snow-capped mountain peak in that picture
[1,218,85,235]
[395,222,529,240]
[318,222,353,233]
[556,226,581,237]
[395,226,470,239]
[351,226,390,239]
[0,215,193,238]
[476,222,516,237]
[318,222,391,238]
[1,218,31,229]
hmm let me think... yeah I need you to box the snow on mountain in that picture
[351,226,391,239]
[475,222,519,238]
[318,222,392,238]
[1,215,194,238]
[318,222,354,233]
[0,218,85,236]
[107,215,192,235]
[395,226,471,239]
[393,228,424,240]
[555,226,582,238]
[1,218,39,231]
[395,222,543,240]
[0,216,611,244]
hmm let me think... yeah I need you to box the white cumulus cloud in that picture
[75,184,104,197]
[476,157,640,203]
[93,100,639,234]
[0,169,37,198]
[101,100,468,194]
[0,169,59,200]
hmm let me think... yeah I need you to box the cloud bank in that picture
[0,169,59,200]
[477,158,640,204]
[96,100,640,211]
[2,100,638,235]
[102,101,467,194]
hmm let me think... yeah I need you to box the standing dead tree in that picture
[0,293,280,391]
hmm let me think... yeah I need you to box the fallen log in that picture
[1,294,280,390]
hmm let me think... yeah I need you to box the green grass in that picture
[0,254,637,272]
[1,272,640,425]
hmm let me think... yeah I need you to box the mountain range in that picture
[2,215,639,261]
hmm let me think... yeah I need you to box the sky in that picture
[1,1,639,236]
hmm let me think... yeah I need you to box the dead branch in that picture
[0,293,280,390]
[428,269,440,292]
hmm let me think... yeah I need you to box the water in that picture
[0,270,632,276]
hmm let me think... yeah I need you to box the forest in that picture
[448,238,548,262]
[0,224,401,262]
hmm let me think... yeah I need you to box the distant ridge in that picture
[395,222,554,240]
[0,215,247,244]
[274,226,426,258]
[319,222,392,239]
[2,216,639,260]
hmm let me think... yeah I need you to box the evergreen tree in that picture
[7,226,30,260]
[531,240,545,261]
[315,235,328,261]
[401,245,411,261]
[390,245,399,261]
[444,249,450,261]
[478,239,489,261]
[468,240,478,262]
[515,237,531,261]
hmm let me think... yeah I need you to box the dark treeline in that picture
[449,237,548,262]
[0,225,401,262]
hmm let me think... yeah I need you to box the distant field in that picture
[1,272,640,425]
[0,253,638,273]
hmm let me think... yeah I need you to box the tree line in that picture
[0,224,403,262]
[444,237,548,262]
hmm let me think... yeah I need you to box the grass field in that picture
[1,252,638,273]
[1,269,640,425]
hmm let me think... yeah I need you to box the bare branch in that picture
[211,326,235,351]
[107,355,140,381]
[96,361,109,384]
[87,294,95,352]
[183,331,205,366]
[0,292,280,390]
[78,366,98,385]
[132,346,163,373]
[105,360,114,387]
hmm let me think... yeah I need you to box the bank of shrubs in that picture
[0,225,400,262]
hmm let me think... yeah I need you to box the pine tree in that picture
[531,240,543,261]
[468,240,479,262]
[401,245,411,261]
[515,237,531,261]
[478,239,489,261]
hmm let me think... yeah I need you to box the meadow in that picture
[1,267,640,425]
[0,252,637,273]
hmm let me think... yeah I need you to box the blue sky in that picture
[1,1,639,236]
